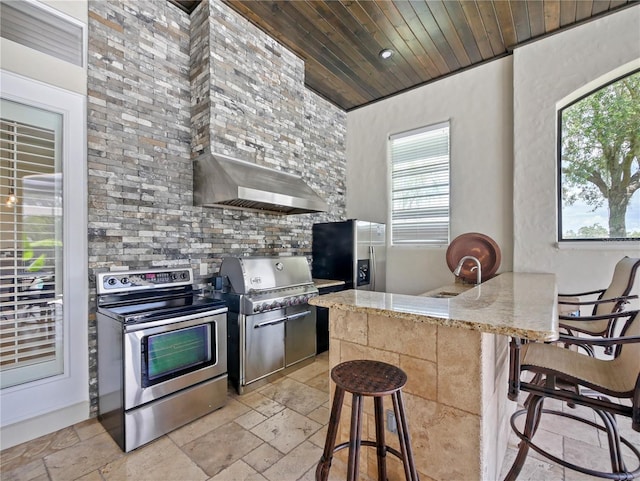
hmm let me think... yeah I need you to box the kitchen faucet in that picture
[454,255,482,285]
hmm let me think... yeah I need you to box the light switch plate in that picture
[199,263,207,276]
[386,410,397,433]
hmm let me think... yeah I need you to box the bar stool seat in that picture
[316,360,419,481]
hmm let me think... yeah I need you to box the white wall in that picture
[348,6,640,297]
[513,6,640,295]
[347,57,514,295]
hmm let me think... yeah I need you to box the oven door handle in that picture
[124,309,226,332]
[254,317,287,329]
[286,310,311,321]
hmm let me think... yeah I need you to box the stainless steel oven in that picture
[97,268,228,452]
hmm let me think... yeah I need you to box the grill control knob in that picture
[121,277,129,285]
[180,272,188,280]
[107,277,117,286]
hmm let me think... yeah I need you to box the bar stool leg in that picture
[373,396,388,481]
[347,393,364,481]
[392,391,419,481]
[503,394,544,481]
[316,386,346,481]
[595,409,626,473]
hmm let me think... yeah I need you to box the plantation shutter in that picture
[0,0,84,67]
[1,103,63,388]
[390,122,450,245]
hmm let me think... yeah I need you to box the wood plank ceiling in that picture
[170,0,638,111]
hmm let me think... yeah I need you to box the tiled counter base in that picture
[323,308,511,481]
[310,273,558,481]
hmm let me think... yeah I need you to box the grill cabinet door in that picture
[245,310,285,384]
[285,305,316,367]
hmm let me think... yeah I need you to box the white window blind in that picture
[0,0,84,67]
[1,101,63,389]
[390,122,450,245]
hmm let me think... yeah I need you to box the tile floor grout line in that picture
[3,353,633,481]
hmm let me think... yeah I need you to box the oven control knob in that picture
[120,277,129,285]
[180,272,188,280]
[283,299,291,307]
[270,301,279,309]
[107,277,117,286]
[253,305,260,313]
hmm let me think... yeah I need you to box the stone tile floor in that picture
[1,351,638,480]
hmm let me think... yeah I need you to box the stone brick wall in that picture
[87,0,345,416]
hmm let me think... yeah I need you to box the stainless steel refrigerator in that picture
[312,219,386,292]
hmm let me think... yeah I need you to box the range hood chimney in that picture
[194,153,328,215]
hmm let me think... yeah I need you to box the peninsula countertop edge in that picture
[308,272,559,342]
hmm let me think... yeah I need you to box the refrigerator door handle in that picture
[369,245,376,291]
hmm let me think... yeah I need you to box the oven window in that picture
[145,324,213,383]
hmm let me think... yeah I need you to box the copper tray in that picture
[446,233,501,283]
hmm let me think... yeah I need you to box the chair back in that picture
[595,257,640,316]
[613,311,640,398]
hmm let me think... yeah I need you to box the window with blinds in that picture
[0,0,84,67]
[1,99,63,389]
[390,122,450,245]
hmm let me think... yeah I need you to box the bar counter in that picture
[309,272,558,481]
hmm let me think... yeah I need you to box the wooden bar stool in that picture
[316,360,419,481]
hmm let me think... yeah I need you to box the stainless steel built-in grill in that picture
[216,256,318,393]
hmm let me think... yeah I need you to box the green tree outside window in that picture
[559,70,640,240]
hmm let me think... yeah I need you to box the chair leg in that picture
[504,394,545,481]
[316,386,345,481]
[595,409,626,474]
[346,393,364,481]
[373,396,388,481]
[392,391,419,481]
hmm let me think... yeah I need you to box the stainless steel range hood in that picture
[194,153,328,215]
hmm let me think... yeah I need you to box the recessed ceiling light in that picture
[379,49,394,60]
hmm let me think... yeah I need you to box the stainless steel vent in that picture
[194,153,328,215]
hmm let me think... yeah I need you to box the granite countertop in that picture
[309,272,559,341]
[313,278,346,289]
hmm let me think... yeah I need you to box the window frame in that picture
[557,69,640,243]
[0,69,88,428]
[1,99,65,388]
[389,121,451,247]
